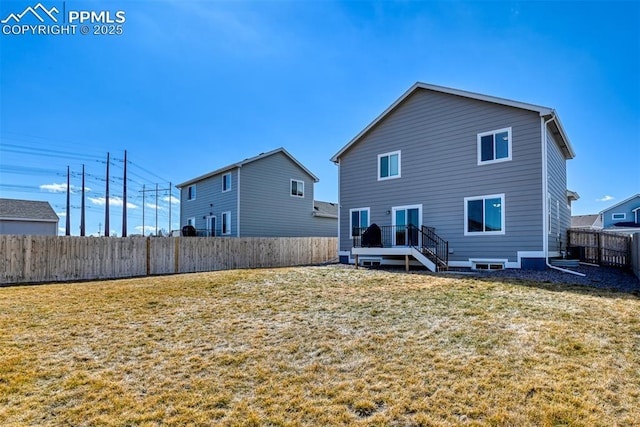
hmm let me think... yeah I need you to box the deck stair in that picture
[417,226,449,272]
[549,258,580,268]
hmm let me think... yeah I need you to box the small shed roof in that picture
[0,198,59,222]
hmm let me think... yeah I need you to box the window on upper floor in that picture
[350,208,370,238]
[291,179,304,197]
[464,194,505,235]
[187,185,196,201]
[478,127,512,165]
[222,173,232,192]
[378,150,401,180]
[612,213,626,221]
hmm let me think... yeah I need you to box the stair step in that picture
[550,259,580,268]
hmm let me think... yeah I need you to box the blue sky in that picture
[1,0,638,235]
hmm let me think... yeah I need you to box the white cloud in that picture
[40,183,68,193]
[40,183,91,194]
[56,211,66,217]
[145,202,166,211]
[163,195,180,205]
[89,196,138,209]
[596,195,614,202]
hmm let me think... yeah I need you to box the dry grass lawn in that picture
[0,266,638,426]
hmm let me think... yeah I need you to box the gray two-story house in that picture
[176,148,337,237]
[331,82,578,271]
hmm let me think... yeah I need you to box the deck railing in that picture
[421,225,449,270]
[352,225,417,248]
[353,224,449,270]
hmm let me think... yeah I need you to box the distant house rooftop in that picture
[176,147,319,188]
[313,201,338,219]
[570,214,602,229]
[0,198,59,222]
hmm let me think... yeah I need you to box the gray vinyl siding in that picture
[180,169,238,235]
[240,152,333,237]
[0,220,58,236]
[338,89,545,263]
[546,130,571,253]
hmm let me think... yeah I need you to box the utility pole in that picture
[168,182,172,235]
[105,152,110,236]
[122,150,127,237]
[65,166,71,236]
[80,164,86,236]
[155,183,159,236]
[139,184,172,237]
[142,184,145,235]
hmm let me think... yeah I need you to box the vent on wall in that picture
[472,262,505,271]
[359,257,381,267]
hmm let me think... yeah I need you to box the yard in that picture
[0,266,638,426]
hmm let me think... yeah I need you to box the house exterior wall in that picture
[180,168,239,236]
[0,220,58,236]
[338,89,547,266]
[239,151,335,237]
[601,196,640,228]
[546,129,571,255]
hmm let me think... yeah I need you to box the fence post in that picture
[174,236,179,274]
[146,237,151,276]
[597,232,601,265]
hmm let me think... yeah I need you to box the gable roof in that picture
[0,198,59,222]
[176,147,319,188]
[571,214,602,229]
[330,82,576,162]
[313,200,338,219]
[599,194,640,214]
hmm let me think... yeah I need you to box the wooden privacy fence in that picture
[567,229,632,269]
[0,235,338,285]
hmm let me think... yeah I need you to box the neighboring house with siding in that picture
[331,82,578,271]
[0,198,59,235]
[176,148,337,237]
[599,194,640,232]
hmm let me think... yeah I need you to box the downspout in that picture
[237,167,241,237]
[542,115,585,276]
[336,159,341,259]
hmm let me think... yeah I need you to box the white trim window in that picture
[187,217,196,227]
[477,127,512,165]
[464,194,505,235]
[222,173,232,192]
[377,150,401,181]
[612,213,626,221]
[221,211,231,235]
[291,179,304,197]
[392,204,422,246]
[187,185,196,201]
[349,207,370,238]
